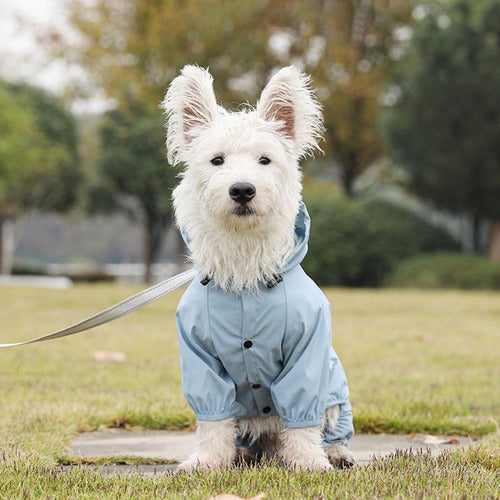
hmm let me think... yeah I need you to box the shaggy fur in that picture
[162,65,354,471]
[162,65,321,293]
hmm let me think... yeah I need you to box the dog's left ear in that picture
[257,66,323,158]
[161,65,219,164]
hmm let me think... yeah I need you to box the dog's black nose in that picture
[229,182,256,204]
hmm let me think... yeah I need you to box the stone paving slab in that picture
[68,430,474,475]
[59,463,178,477]
[72,430,195,462]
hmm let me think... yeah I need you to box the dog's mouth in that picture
[232,204,254,217]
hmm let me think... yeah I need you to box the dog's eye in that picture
[259,156,271,165]
[210,156,224,166]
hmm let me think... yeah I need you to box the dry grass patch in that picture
[0,284,498,498]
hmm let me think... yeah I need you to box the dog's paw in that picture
[178,455,231,473]
[177,457,207,474]
[325,443,356,469]
[284,455,333,472]
[279,425,333,471]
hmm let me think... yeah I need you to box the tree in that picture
[54,1,278,281]
[60,0,274,105]
[0,83,80,273]
[0,85,40,273]
[6,83,81,212]
[57,0,416,195]
[257,0,417,195]
[381,0,500,257]
[90,95,178,283]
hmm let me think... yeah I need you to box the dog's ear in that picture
[161,65,219,164]
[257,66,323,158]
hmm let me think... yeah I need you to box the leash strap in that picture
[0,268,197,348]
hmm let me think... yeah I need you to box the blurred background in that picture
[0,0,499,288]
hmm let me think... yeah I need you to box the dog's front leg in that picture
[278,425,332,471]
[178,417,237,473]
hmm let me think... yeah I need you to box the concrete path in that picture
[0,275,72,289]
[68,430,473,476]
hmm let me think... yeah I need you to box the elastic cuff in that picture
[282,417,323,429]
[194,411,234,421]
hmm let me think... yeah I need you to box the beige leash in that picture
[0,268,196,348]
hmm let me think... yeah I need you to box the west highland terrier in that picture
[162,65,354,472]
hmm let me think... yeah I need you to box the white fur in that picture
[179,417,238,472]
[324,404,340,430]
[278,426,332,471]
[238,414,285,444]
[161,65,322,292]
[181,406,351,471]
[163,66,352,472]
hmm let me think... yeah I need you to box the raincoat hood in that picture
[282,201,310,273]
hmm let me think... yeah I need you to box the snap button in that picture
[251,384,261,389]
[243,340,253,348]
[262,406,271,414]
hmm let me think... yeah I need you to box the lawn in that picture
[0,284,498,498]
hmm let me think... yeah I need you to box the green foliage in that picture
[0,82,80,218]
[302,192,459,286]
[381,0,500,219]
[92,99,176,219]
[90,95,179,281]
[387,252,500,289]
[6,83,81,212]
[65,0,416,195]
[0,85,43,215]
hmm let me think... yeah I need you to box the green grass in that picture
[0,284,499,498]
[387,252,500,290]
[1,441,499,499]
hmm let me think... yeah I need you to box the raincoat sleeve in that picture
[321,350,354,445]
[176,285,241,421]
[270,281,332,428]
[322,399,354,446]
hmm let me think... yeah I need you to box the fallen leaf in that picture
[209,494,265,500]
[409,433,459,445]
[91,351,127,363]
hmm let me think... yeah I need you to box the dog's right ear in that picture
[257,66,323,159]
[161,65,218,164]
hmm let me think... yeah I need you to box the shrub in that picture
[12,261,115,283]
[12,261,48,276]
[302,192,460,287]
[302,194,368,286]
[387,253,500,289]
[65,271,115,283]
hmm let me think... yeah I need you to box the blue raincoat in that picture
[176,202,354,446]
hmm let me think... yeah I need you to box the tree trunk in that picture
[325,127,358,198]
[0,218,15,275]
[342,152,358,197]
[472,214,482,253]
[143,214,168,284]
[0,219,3,274]
[489,220,500,261]
[143,221,156,284]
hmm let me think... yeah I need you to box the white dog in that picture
[162,65,355,472]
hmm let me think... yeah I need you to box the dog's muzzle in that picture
[229,182,256,216]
